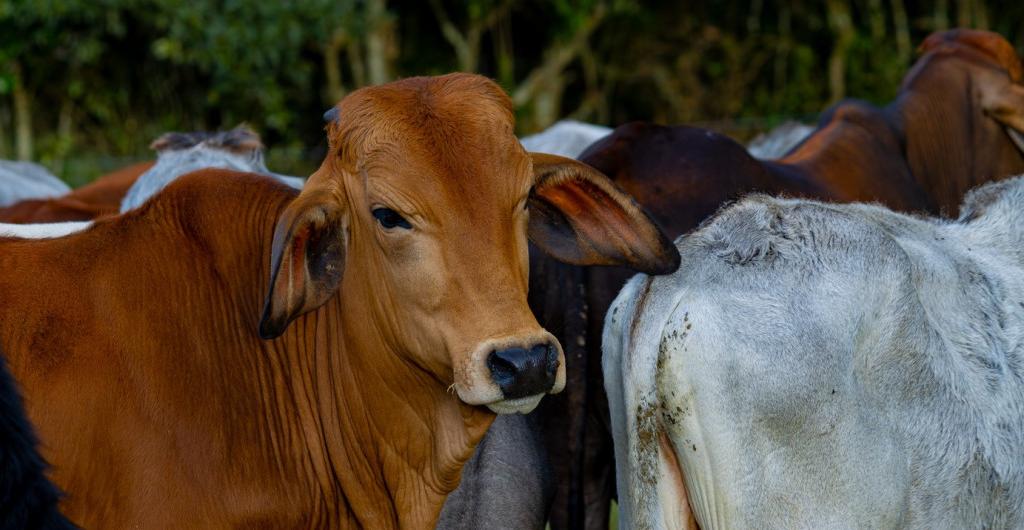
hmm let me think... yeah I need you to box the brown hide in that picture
[535,29,1024,530]
[0,161,152,223]
[0,74,677,529]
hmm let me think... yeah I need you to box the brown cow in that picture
[0,73,677,529]
[534,29,1024,530]
[0,161,153,223]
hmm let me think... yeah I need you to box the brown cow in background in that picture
[535,28,1024,530]
[0,161,153,223]
[0,128,273,223]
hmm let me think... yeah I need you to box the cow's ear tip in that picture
[648,249,682,275]
[257,308,286,340]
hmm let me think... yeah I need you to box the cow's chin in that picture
[485,395,545,415]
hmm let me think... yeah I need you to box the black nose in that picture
[487,343,559,400]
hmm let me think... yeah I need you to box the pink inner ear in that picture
[287,225,311,290]
[540,178,635,244]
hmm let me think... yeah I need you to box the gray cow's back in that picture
[605,178,1024,529]
[0,161,70,207]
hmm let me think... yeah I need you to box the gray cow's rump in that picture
[605,177,1024,529]
[438,413,554,530]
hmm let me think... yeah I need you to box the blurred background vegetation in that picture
[0,0,1021,185]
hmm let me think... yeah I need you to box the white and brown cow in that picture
[605,177,1024,529]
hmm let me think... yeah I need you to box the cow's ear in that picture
[528,153,680,275]
[259,190,347,339]
[982,80,1024,133]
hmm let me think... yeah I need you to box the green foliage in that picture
[0,0,1020,183]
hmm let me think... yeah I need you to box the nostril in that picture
[487,349,520,389]
[531,343,559,376]
[487,343,559,400]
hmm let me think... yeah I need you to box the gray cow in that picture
[605,176,1024,529]
[0,160,70,207]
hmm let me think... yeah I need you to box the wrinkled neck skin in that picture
[265,262,494,529]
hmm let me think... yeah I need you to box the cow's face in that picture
[259,74,679,414]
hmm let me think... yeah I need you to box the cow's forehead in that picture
[329,74,531,205]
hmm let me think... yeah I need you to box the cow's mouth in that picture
[485,395,545,414]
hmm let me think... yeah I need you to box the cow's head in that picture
[914,29,1024,149]
[258,74,678,414]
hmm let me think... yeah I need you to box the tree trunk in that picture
[348,40,367,89]
[531,74,565,132]
[773,3,791,108]
[56,98,73,159]
[429,0,475,72]
[511,3,607,108]
[493,15,515,87]
[934,0,949,30]
[430,0,512,73]
[365,0,394,85]
[956,0,972,27]
[324,28,347,103]
[746,0,763,33]
[12,62,32,161]
[891,0,911,65]
[974,1,989,29]
[867,0,885,40]
[826,0,854,104]
[0,103,8,159]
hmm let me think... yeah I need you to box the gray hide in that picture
[0,160,70,207]
[120,129,303,212]
[437,413,554,530]
[519,120,611,159]
[605,176,1024,529]
[745,121,815,159]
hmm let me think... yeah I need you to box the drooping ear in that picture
[981,80,1024,133]
[259,190,347,339]
[528,153,680,275]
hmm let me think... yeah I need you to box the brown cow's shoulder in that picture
[0,171,357,528]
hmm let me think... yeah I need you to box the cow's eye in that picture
[372,207,412,230]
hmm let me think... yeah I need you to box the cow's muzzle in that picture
[487,342,559,400]
[454,330,565,414]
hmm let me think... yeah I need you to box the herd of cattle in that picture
[0,27,1022,529]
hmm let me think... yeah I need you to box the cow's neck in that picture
[274,287,494,528]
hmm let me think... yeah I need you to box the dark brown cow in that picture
[0,74,677,529]
[534,28,1024,530]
